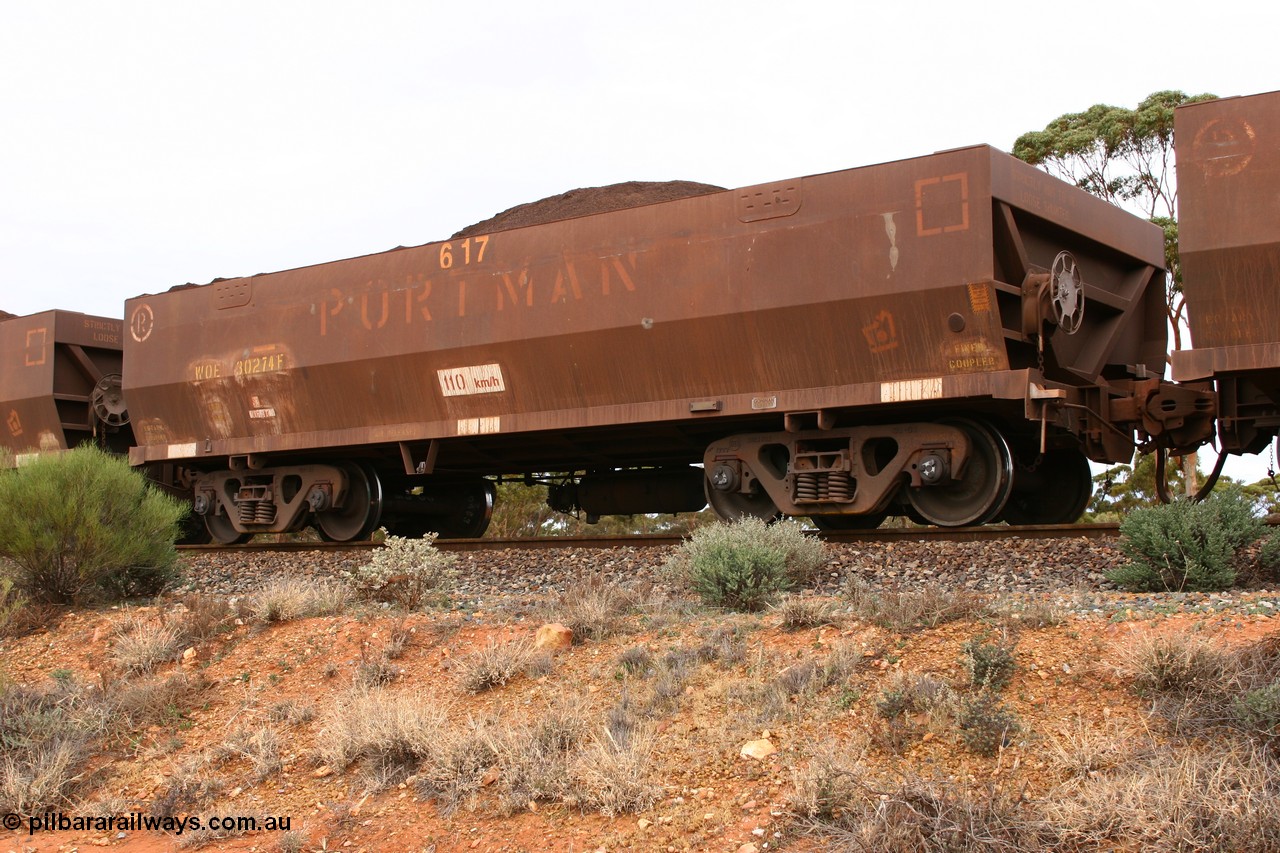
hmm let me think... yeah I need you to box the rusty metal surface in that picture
[1171,91,1280,453]
[124,146,1168,472]
[1175,90,1280,355]
[1173,342,1280,382]
[0,310,126,461]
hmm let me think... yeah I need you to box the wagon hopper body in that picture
[0,310,132,464]
[1172,90,1280,456]
[124,145,1212,542]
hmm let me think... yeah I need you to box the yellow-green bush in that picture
[1109,489,1265,592]
[667,518,826,612]
[0,446,185,604]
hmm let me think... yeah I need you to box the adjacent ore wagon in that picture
[1172,90,1280,475]
[121,144,1214,542]
[0,310,132,463]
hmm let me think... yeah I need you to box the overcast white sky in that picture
[2,1,1277,481]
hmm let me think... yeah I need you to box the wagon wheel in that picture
[203,510,250,545]
[704,472,780,523]
[810,512,888,532]
[384,479,496,539]
[907,419,1013,527]
[316,462,384,542]
[999,448,1093,525]
[434,479,496,538]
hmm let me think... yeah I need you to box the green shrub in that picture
[1108,489,1266,592]
[1258,533,1280,574]
[668,518,827,612]
[0,446,185,604]
[957,694,1019,756]
[963,635,1018,691]
[1233,682,1280,734]
[345,529,458,609]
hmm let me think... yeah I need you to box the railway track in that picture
[177,521,1124,554]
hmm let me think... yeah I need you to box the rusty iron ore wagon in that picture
[1171,90,1280,483]
[97,142,1220,543]
[0,310,132,462]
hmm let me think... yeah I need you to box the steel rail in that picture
[177,522,1125,554]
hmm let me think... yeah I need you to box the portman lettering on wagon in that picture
[317,250,639,335]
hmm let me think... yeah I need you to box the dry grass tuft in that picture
[983,597,1065,629]
[844,580,983,632]
[1121,631,1280,753]
[384,619,413,659]
[112,617,182,674]
[726,641,865,724]
[403,700,652,818]
[820,777,1050,851]
[268,698,316,726]
[1121,631,1227,696]
[790,742,871,823]
[570,726,661,817]
[413,717,495,811]
[870,672,956,754]
[488,702,590,815]
[630,581,698,629]
[275,831,307,853]
[150,755,225,818]
[1045,718,1147,779]
[173,594,235,642]
[694,621,751,666]
[774,595,839,631]
[248,578,350,623]
[218,728,284,782]
[875,672,955,720]
[353,653,401,689]
[319,689,447,787]
[110,672,203,731]
[175,823,247,849]
[1044,747,1280,850]
[548,577,636,642]
[0,737,89,815]
[454,639,543,693]
[0,670,209,815]
[0,575,48,638]
[615,645,654,677]
[791,741,1049,851]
